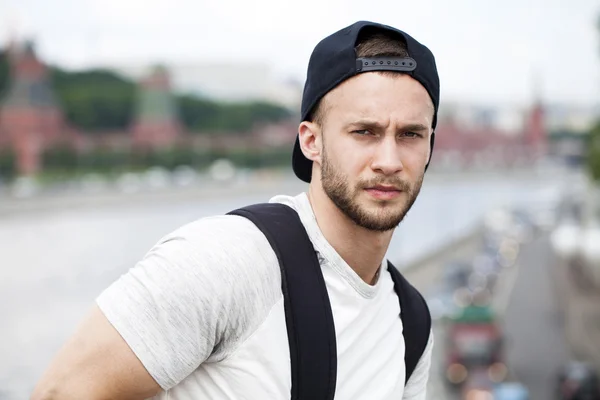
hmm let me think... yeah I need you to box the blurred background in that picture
[1,1,600,399]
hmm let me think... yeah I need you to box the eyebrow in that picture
[346,119,429,132]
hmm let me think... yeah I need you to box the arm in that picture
[30,305,161,400]
[402,330,434,400]
[31,215,280,400]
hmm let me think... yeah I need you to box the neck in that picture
[307,185,394,285]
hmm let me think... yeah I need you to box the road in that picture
[419,233,572,400]
[502,235,570,400]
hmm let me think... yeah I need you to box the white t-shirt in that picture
[97,192,433,400]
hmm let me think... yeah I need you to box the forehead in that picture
[323,72,434,126]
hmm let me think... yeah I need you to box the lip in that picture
[365,186,402,200]
[369,185,400,191]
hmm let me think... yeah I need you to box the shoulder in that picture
[96,212,285,388]
[143,213,280,277]
[164,213,274,252]
[146,213,283,308]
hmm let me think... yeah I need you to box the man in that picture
[31,20,439,400]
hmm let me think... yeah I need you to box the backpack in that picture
[228,203,431,400]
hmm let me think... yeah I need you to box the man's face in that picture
[317,72,434,232]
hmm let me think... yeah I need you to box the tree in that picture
[589,13,600,182]
[177,95,291,132]
[50,68,137,132]
[50,67,292,133]
[587,122,600,182]
[0,49,8,99]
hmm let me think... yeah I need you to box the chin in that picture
[362,208,407,227]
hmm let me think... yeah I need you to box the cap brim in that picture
[292,136,313,183]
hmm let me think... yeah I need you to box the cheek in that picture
[349,150,373,176]
[330,139,365,172]
[400,146,430,170]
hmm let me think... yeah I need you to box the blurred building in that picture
[0,40,65,175]
[431,99,550,170]
[130,65,182,149]
[524,99,546,157]
[545,104,600,133]
[0,41,300,176]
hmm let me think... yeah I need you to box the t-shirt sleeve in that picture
[402,329,434,400]
[96,215,281,390]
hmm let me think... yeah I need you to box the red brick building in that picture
[0,41,65,175]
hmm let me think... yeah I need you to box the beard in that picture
[321,148,424,232]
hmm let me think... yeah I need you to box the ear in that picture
[298,121,323,164]
[425,131,435,170]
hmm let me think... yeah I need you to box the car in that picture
[557,361,600,400]
[444,305,507,390]
[443,261,473,291]
[493,382,530,400]
[460,368,495,399]
[426,287,460,321]
[508,208,538,243]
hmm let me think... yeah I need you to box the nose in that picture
[370,136,404,176]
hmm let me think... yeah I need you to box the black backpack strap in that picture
[387,260,432,384]
[228,203,337,400]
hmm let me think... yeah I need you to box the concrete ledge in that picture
[399,224,485,291]
[401,225,485,273]
[0,177,303,219]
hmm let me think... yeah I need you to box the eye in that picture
[402,132,422,138]
[352,129,372,136]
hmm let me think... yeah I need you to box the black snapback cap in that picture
[292,20,440,183]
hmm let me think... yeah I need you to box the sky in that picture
[1,0,599,108]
